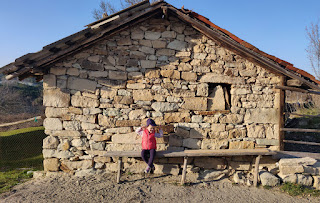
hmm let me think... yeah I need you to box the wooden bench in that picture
[184,149,276,187]
[102,149,276,186]
[102,151,186,183]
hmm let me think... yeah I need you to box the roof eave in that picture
[166,6,320,90]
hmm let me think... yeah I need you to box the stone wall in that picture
[233,157,320,188]
[42,16,282,174]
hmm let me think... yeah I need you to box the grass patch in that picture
[0,126,44,137]
[0,126,46,166]
[0,127,45,193]
[280,182,320,197]
[0,169,33,193]
[295,106,320,116]
[0,154,44,171]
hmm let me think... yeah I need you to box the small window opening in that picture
[207,83,231,110]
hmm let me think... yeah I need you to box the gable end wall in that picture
[42,16,281,174]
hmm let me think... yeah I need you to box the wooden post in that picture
[117,157,122,184]
[253,155,262,187]
[180,156,188,185]
[281,128,320,133]
[278,76,285,151]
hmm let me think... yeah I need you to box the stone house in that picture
[1,0,320,175]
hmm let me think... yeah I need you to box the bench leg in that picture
[253,155,262,187]
[117,157,122,184]
[180,156,188,185]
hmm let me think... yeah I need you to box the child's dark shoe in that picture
[150,166,155,174]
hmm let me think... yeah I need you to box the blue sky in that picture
[0,0,319,75]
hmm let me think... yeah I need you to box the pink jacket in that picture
[135,127,163,150]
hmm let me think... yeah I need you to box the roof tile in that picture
[189,11,320,85]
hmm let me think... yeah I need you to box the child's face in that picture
[147,125,155,133]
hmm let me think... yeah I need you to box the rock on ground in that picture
[1,173,318,203]
[259,171,280,186]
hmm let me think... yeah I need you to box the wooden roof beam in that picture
[0,63,19,74]
[5,67,32,80]
[33,4,163,69]
[275,85,320,95]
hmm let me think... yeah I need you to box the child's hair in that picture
[146,118,157,127]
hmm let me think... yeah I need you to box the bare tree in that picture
[93,1,118,20]
[306,21,320,79]
[120,0,146,9]
[93,0,157,20]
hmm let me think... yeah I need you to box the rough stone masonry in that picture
[41,16,282,175]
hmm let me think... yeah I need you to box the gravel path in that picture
[1,173,318,203]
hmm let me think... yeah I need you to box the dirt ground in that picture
[1,172,319,203]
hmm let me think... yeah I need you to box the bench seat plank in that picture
[102,150,186,158]
[102,149,276,158]
[184,149,276,156]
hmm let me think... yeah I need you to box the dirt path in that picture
[1,173,318,203]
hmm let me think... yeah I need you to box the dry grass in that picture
[0,113,44,132]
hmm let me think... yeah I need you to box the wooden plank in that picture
[14,50,51,67]
[18,71,33,81]
[43,29,90,51]
[253,155,262,187]
[167,7,320,90]
[281,128,320,133]
[0,63,18,74]
[35,5,163,69]
[91,15,120,29]
[275,85,320,95]
[86,0,151,27]
[5,67,32,80]
[117,157,122,184]
[184,149,276,156]
[0,116,42,127]
[103,149,276,158]
[273,151,320,160]
[101,150,186,158]
[275,85,308,93]
[102,149,279,159]
[279,77,285,151]
[180,156,188,185]
[289,113,320,118]
[5,4,163,80]
[283,140,320,146]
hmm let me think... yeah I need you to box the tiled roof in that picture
[189,11,320,85]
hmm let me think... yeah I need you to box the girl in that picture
[135,118,163,173]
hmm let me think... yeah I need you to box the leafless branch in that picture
[306,21,320,80]
[92,1,118,20]
[120,0,144,9]
[93,0,158,20]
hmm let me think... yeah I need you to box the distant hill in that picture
[0,82,43,115]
